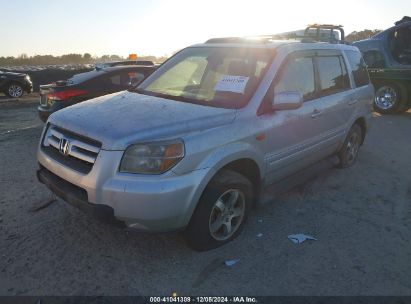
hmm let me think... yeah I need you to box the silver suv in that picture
[37,38,374,251]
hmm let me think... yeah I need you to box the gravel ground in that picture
[0,100,410,296]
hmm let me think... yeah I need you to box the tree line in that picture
[345,29,382,43]
[0,53,168,66]
[0,29,383,66]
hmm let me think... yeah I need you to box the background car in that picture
[0,69,33,98]
[353,16,411,114]
[37,64,156,122]
[94,60,155,69]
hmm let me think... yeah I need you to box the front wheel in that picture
[6,83,24,98]
[183,169,252,251]
[337,124,362,169]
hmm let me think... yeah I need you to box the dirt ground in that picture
[0,98,410,296]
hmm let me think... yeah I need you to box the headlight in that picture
[120,140,185,174]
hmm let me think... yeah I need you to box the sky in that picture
[0,0,409,58]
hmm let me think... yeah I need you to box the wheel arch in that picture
[353,117,367,144]
[184,150,265,228]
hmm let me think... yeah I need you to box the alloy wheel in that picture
[8,84,23,98]
[345,131,361,166]
[208,189,245,241]
[375,86,397,110]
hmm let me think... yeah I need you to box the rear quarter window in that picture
[345,50,370,87]
[362,50,386,68]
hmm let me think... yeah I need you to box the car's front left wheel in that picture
[6,82,24,98]
[183,169,252,251]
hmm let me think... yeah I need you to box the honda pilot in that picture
[37,37,373,251]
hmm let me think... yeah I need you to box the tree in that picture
[83,53,92,62]
[345,29,382,43]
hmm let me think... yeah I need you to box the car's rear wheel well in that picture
[219,159,262,204]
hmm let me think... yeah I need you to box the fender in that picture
[178,141,266,226]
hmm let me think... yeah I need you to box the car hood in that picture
[48,91,237,150]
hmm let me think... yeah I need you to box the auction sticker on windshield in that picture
[214,75,249,94]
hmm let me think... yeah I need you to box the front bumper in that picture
[37,147,212,232]
[37,166,125,227]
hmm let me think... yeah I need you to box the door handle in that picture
[311,109,322,118]
[348,97,358,105]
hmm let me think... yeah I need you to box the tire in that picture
[337,124,362,169]
[398,106,411,113]
[373,82,407,114]
[183,169,253,251]
[6,82,24,98]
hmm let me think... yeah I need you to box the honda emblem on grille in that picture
[59,138,70,156]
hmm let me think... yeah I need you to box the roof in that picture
[190,38,357,52]
[191,39,296,50]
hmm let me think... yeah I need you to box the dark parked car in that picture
[353,16,411,114]
[38,65,156,122]
[95,60,155,69]
[0,70,33,98]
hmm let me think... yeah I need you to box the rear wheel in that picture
[374,82,407,114]
[183,169,252,251]
[337,124,362,168]
[6,82,24,98]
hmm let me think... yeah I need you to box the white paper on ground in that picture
[225,259,240,266]
[214,75,249,94]
[288,234,317,244]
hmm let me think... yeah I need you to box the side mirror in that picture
[272,91,303,111]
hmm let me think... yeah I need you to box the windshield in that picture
[135,47,274,109]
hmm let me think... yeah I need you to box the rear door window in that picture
[316,55,350,97]
[105,71,146,88]
[345,50,370,87]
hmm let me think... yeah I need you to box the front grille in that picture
[42,125,101,174]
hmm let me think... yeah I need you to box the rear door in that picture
[313,50,354,146]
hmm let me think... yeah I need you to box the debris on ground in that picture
[225,259,240,266]
[29,195,57,212]
[256,233,263,238]
[288,234,317,244]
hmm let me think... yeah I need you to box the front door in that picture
[262,51,346,184]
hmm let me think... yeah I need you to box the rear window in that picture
[316,55,350,97]
[67,70,105,85]
[345,50,370,87]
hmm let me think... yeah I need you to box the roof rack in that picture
[205,24,350,45]
[304,24,346,43]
